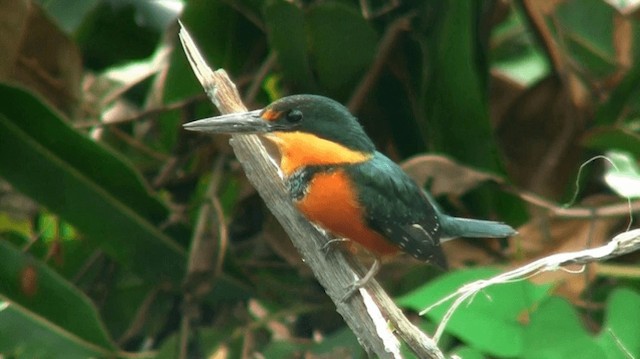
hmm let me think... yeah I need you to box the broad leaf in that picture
[597,288,640,358]
[305,2,377,97]
[265,1,317,92]
[0,241,116,354]
[523,297,605,359]
[0,84,185,282]
[399,268,551,357]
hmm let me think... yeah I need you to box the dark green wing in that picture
[346,152,447,268]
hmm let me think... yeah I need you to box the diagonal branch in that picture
[178,23,444,359]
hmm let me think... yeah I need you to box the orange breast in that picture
[295,169,399,257]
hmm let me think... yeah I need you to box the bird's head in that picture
[183,95,376,154]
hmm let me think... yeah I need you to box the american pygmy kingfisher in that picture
[184,95,516,277]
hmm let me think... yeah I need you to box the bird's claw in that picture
[322,237,350,255]
[340,279,366,302]
[338,259,381,303]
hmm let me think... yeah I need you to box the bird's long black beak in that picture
[183,110,268,134]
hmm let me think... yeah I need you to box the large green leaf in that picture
[593,64,640,126]
[0,297,115,359]
[398,268,552,357]
[0,84,185,282]
[0,241,116,356]
[305,2,378,97]
[597,288,640,358]
[523,297,605,359]
[265,0,317,92]
[75,1,162,70]
[554,0,617,78]
[490,7,549,85]
[582,126,640,159]
[424,1,497,169]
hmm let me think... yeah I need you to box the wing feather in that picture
[346,153,447,268]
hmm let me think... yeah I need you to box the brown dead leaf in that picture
[496,75,584,199]
[489,70,526,127]
[508,214,619,303]
[613,14,633,70]
[521,0,591,108]
[401,154,504,197]
[0,1,82,116]
[0,0,29,77]
[441,239,500,269]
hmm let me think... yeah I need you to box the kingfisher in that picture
[184,95,516,287]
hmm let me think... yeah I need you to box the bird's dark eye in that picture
[286,109,303,123]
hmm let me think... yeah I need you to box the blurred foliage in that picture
[1,0,640,357]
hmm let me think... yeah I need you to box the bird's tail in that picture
[439,215,517,241]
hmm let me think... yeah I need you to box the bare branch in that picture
[178,23,444,358]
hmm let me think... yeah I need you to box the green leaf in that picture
[37,0,101,33]
[523,297,605,359]
[265,0,317,92]
[597,288,640,358]
[161,1,264,150]
[0,213,32,239]
[0,297,115,359]
[491,7,549,85]
[422,2,529,223]
[554,0,617,78]
[582,127,640,159]
[0,84,186,282]
[309,327,364,358]
[0,241,116,354]
[603,150,640,198]
[305,2,377,96]
[450,345,485,359]
[75,1,161,70]
[398,268,552,357]
[593,64,640,126]
[424,1,497,169]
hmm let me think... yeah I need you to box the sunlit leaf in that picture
[603,150,640,198]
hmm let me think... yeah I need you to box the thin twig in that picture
[117,285,166,345]
[244,52,277,105]
[347,14,412,113]
[178,22,444,359]
[75,95,207,129]
[180,156,228,358]
[107,126,171,162]
[512,189,640,219]
[402,154,640,220]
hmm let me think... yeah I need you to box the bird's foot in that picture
[340,259,380,302]
[322,237,350,255]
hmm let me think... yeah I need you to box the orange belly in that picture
[295,169,398,257]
